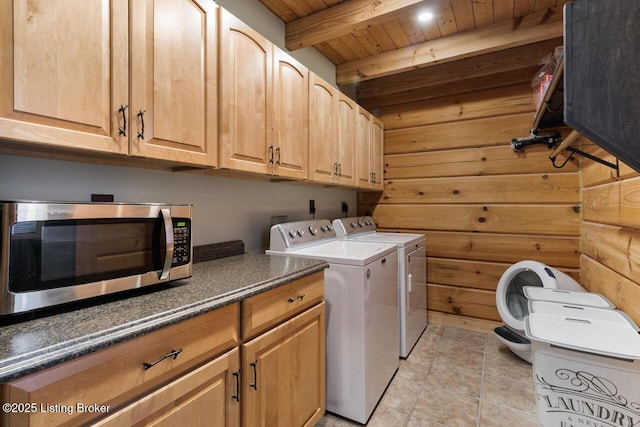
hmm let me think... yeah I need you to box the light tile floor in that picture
[315,325,538,427]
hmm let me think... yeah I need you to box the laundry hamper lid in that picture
[523,287,615,308]
[525,312,640,360]
[528,300,639,331]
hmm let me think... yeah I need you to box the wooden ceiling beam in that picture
[356,38,563,100]
[285,0,424,51]
[359,66,540,111]
[336,6,564,85]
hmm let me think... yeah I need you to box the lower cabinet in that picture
[1,303,239,427]
[242,302,325,427]
[0,273,326,427]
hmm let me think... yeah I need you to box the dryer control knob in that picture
[289,230,297,238]
[350,222,356,228]
[308,226,318,235]
[297,229,304,237]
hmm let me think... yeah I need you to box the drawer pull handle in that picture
[142,348,183,370]
[288,294,305,303]
[232,370,240,402]
[250,360,258,390]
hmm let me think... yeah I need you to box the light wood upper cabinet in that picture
[309,74,337,184]
[219,9,272,175]
[219,9,308,179]
[356,106,383,190]
[0,0,218,167]
[270,47,309,179]
[356,106,373,188]
[371,116,384,189]
[0,0,129,155]
[309,74,355,186]
[336,92,357,186]
[129,0,218,166]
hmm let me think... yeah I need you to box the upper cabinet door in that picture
[0,0,129,155]
[356,106,373,188]
[336,92,356,187]
[270,47,308,179]
[219,9,272,175]
[371,116,384,189]
[309,74,337,184]
[129,0,218,167]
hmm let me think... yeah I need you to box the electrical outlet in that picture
[309,199,316,215]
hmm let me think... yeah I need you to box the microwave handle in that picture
[159,208,174,280]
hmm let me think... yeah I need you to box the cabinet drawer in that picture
[1,303,239,427]
[93,348,240,427]
[242,271,324,340]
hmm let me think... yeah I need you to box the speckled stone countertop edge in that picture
[0,261,327,383]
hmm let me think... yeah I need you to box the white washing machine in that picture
[267,219,399,424]
[494,260,585,363]
[333,216,427,358]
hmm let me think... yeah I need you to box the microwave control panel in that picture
[172,218,191,266]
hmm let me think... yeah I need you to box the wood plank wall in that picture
[358,80,582,333]
[580,142,640,325]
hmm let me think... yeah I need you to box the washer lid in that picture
[267,241,397,266]
[347,232,425,248]
[525,312,640,360]
[523,287,615,308]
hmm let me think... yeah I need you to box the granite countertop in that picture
[0,253,327,383]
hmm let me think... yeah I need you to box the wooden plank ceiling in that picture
[260,0,568,110]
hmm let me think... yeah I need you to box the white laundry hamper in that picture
[525,304,640,427]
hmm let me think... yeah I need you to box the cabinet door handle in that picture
[142,348,182,370]
[268,145,274,164]
[288,294,305,303]
[338,163,342,176]
[117,104,128,136]
[333,162,338,176]
[249,360,258,390]
[232,370,240,402]
[275,147,281,165]
[137,109,146,139]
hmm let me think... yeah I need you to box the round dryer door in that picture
[495,260,576,333]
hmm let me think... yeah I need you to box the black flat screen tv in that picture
[564,0,640,172]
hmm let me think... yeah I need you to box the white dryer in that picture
[333,216,427,358]
[267,219,399,424]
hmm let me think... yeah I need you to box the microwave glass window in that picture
[8,218,165,292]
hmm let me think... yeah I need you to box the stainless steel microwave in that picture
[0,201,192,315]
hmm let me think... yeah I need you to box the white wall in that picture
[0,155,357,252]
